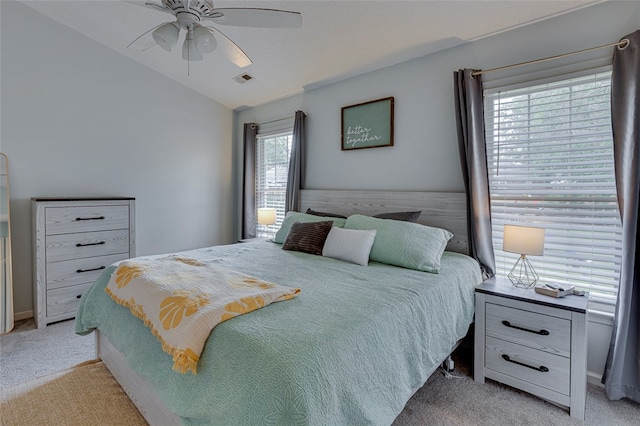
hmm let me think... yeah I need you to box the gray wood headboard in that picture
[299,189,468,254]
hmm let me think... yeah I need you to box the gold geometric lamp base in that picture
[508,255,539,289]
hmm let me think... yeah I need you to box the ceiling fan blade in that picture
[127,23,164,51]
[143,1,171,14]
[124,1,171,15]
[203,8,302,28]
[204,26,252,68]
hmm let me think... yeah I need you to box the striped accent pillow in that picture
[282,220,333,255]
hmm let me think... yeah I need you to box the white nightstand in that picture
[474,276,589,420]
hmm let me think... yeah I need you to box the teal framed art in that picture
[341,97,394,151]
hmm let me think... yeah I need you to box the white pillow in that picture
[322,227,377,266]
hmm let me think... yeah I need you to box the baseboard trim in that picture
[14,310,33,321]
[588,371,604,387]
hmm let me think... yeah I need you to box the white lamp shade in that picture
[182,36,204,61]
[152,23,179,52]
[193,25,217,54]
[503,225,545,256]
[257,208,277,226]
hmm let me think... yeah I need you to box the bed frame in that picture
[96,189,468,425]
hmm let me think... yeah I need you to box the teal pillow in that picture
[344,214,453,273]
[274,212,346,244]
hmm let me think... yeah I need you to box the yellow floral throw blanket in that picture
[105,257,300,374]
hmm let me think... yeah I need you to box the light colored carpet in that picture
[1,319,639,425]
[1,318,95,388]
[1,360,147,426]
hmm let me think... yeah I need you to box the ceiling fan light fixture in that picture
[193,25,216,54]
[182,35,204,61]
[152,22,179,52]
[130,1,301,68]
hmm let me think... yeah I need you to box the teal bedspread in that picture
[76,240,482,425]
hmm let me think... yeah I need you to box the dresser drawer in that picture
[46,253,128,290]
[45,229,130,262]
[45,205,130,235]
[485,336,570,396]
[486,302,571,357]
[46,282,94,317]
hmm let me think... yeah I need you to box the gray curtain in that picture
[603,30,640,403]
[453,69,495,279]
[285,111,306,213]
[242,123,258,239]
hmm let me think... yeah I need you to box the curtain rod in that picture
[255,115,295,126]
[471,39,629,77]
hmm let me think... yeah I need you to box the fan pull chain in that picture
[187,28,191,75]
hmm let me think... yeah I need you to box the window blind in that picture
[255,131,293,238]
[484,70,622,313]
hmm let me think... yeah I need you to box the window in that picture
[484,70,622,314]
[255,130,293,238]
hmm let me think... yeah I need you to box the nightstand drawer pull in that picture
[76,266,106,273]
[501,320,549,336]
[75,216,105,221]
[76,241,106,247]
[502,354,549,372]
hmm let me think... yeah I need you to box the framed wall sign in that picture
[341,97,394,151]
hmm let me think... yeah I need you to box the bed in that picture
[75,190,482,425]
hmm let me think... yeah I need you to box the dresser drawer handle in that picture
[76,266,106,273]
[75,216,105,221]
[502,354,549,372]
[76,241,106,247]
[501,320,549,336]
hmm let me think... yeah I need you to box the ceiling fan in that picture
[128,0,302,67]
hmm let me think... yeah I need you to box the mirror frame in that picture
[1,152,13,334]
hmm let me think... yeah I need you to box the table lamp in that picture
[257,208,276,226]
[503,224,545,288]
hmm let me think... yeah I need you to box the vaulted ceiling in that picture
[20,1,600,110]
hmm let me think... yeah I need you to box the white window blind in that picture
[484,70,622,313]
[255,130,293,238]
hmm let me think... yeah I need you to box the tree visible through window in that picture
[484,70,622,314]
[255,130,293,238]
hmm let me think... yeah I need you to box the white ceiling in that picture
[19,0,600,110]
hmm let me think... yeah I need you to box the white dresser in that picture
[32,198,135,328]
[474,276,588,420]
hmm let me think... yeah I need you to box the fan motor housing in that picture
[176,11,201,29]
[163,0,216,17]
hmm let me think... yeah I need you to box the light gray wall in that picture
[234,1,640,381]
[1,1,235,316]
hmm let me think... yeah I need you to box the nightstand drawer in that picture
[486,336,570,396]
[45,205,130,235]
[486,303,571,357]
[45,229,130,262]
